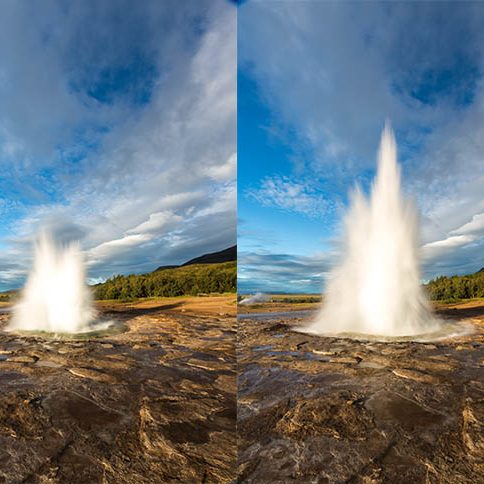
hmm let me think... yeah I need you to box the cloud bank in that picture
[0,0,236,290]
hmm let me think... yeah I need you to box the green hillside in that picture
[425,269,484,301]
[155,245,236,271]
[94,261,236,300]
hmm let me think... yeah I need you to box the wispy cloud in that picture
[127,211,183,236]
[424,235,476,251]
[238,250,336,294]
[239,1,484,287]
[421,211,484,276]
[246,176,331,218]
[0,0,236,290]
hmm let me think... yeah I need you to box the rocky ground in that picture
[238,300,484,483]
[0,296,236,483]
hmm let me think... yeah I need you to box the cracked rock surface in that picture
[237,300,484,483]
[0,296,236,483]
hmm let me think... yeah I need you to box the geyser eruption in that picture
[8,232,96,333]
[239,293,270,305]
[304,123,440,337]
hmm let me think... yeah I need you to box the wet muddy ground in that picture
[238,301,484,483]
[0,297,236,483]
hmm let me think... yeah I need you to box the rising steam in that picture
[7,232,96,333]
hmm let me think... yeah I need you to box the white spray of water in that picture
[304,124,441,337]
[239,293,270,305]
[8,232,96,333]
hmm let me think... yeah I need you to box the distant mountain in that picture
[154,246,236,272]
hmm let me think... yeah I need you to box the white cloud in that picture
[421,210,484,272]
[206,152,237,182]
[128,211,183,235]
[239,1,484,280]
[0,0,236,289]
[238,250,334,293]
[246,176,330,218]
[450,212,484,236]
[423,234,475,251]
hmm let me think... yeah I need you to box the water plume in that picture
[239,293,270,305]
[7,232,96,333]
[303,123,441,337]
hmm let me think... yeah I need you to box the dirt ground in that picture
[98,294,236,317]
[238,295,320,315]
[237,299,484,483]
[0,295,236,483]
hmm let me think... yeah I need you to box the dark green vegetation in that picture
[274,296,321,304]
[426,269,484,301]
[0,291,15,303]
[237,295,321,304]
[94,261,236,300]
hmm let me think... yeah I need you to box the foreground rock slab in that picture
[237,300,484,483]
[0,296,236,483]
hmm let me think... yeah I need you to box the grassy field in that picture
[238,294,322,314]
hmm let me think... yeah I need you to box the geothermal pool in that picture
[240,309,475,342]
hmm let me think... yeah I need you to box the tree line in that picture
[94,262,236,300]
[425,270,484,301]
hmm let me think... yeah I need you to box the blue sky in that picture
[238,1,484,294]
[0,0,236,291]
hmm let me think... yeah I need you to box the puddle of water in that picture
[8,319,127,341]
[249,344,333,362]
[65,396,121,428]
[0,371,27,383]
[253,345,273,352]
[160,421,210,445]
[239,365,342,414]
[366,391,444,431]
[238,310,315,320]
[190,352,220,362]
[295,320,476,343]
[243,309,476,344]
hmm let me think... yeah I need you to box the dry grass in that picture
[238,294,321,314]
[96,294,237,317]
